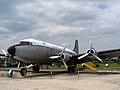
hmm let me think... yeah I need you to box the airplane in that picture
[1,38,120,76]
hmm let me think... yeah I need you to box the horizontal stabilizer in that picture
[83,62,97,71]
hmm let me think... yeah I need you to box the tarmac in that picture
[0,69,120,90]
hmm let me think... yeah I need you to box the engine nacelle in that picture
[58,53,71,62]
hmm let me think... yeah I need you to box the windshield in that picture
[20,41,32,45]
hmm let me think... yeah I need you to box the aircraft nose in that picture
[7,46,16,56]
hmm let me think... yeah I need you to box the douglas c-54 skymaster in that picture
[1,38,120,76]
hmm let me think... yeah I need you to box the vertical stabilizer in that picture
[73,39,79,54]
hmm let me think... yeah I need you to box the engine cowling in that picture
[58,53,71,62]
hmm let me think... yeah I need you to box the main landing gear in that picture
[32,65,40,72]
[67,61,76,73]
[20,64,40,76]
[67,65,75,73]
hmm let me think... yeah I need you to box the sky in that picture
[0,0,120,53]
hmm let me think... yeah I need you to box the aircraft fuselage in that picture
[7,38,76,64]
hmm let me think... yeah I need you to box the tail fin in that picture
[73,39,79,54]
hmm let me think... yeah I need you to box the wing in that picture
[70,54,91,63]
[98,49,120,59]
[70,48,120,64]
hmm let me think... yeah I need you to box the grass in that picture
[76,61,120,70]
[94,61,120,70]
[43,61,120,71]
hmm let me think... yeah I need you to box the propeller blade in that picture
[17,62,21,68]
[61,59,68,68]
[4,59,7,67]
[78,53,89,60]
[2,50,7,56]
[92,54,103,62]
[60,44,67,57]
[89,40,92,51]
[2,50,8,67]
[49,56,60,59]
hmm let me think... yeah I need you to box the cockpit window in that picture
[20,41,32,45]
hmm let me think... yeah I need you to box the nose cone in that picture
[7,46,16,56]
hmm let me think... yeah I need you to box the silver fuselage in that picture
[8,39,76,64]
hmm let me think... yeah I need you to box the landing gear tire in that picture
[68,65,75,73]
[20,67,27,76]
[32,65,40,72]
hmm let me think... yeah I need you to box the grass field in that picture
[44,61,120,71]
[94,61,120,70]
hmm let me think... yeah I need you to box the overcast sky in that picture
[0,0,120,53]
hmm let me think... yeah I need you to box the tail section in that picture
[73,39,79,54]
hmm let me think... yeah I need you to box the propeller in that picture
[49,44,68,68]
[2,50,8,67]
[2,49,21,68]
[78,40,103,62]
